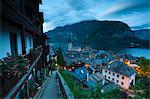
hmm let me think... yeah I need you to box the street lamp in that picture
[55,63,59,70]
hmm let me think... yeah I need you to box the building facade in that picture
[0,0,44,58]
[0,0,50,98]
[102,61,136,89]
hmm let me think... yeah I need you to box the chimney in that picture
[108,65,110,68]
[87,71,89,82]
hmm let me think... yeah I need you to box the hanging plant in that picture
[0,55,30,79]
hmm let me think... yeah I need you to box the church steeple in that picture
[68,33,71,43]
[68,33,72,51]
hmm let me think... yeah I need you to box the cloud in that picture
[43,22,55,32]
[40,0,150,32]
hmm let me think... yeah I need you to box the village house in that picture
[72,66,96,87]
[102,61,136,89]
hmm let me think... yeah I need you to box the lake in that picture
[120,48,150,59]
[50,43,150,59]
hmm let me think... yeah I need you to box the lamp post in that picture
[55,63,59,70]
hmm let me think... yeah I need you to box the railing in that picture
[44,45,50,56]
[57,71,75,99]
[5,52,43,99]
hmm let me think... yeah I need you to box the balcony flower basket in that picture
[29,46,42,62]
[0,55,30,97]
[0,55,30,78]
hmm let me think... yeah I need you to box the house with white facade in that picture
[102,61,136,89]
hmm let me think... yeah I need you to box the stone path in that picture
[40,71,60,99]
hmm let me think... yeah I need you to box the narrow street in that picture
[40,71,60,99]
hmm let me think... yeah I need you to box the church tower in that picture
[68,33,72,51]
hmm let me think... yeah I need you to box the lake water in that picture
[120,48,150,59]
[50,43,150,59]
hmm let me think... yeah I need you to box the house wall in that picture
[102,69,131,89]
[129,73,136,85]
[17,32,22,55]
[25,33,33,54]
[0,31,11,59]
[0,20,22,59]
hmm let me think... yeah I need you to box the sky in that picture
[40,0,150,32]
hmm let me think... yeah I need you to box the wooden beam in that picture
[21,26,26,55]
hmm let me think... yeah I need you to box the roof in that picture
[101,82,119,93]
[104,61,136,77]
[83,80,96,87]
[73,67,87,80]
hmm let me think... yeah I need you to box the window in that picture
[116,80,119,83]
[105,70,107,73]
[117,75,119,77]
[105,75,106,77]
[121,82,124,85]
[29,36,32,47]
[113,73,115,76]
[108,77,110,79]
[10,32,18,56]
[112,78,114,81]
[109,72,111,74]
[122,76,124,79]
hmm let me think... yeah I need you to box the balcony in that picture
[43,45,50,56]
[0,46,49,98]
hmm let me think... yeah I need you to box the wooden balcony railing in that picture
[5,52,43,99]
[57,71,75,99]
[44,45,50,56]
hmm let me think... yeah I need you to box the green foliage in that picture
[101,89,121,99]
[56,48,65,69]
[30,46,41,58]
[133,76,150,98]
[138,57,150,74]
[60,70,121,99]
[0,55,29,77]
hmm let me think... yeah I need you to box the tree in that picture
[56,47,65,70]
[138,57,150,74]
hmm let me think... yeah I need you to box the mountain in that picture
[134,29,150,40]
[46,20,149,49]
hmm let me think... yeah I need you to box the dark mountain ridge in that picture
[46,20,149,49]
[134,29,150,40]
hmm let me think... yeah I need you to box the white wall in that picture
[25,33,33,54]
[17,32,22,55]
[102,69,132,89]
[0,31,11,59]
[0,20,22,59]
